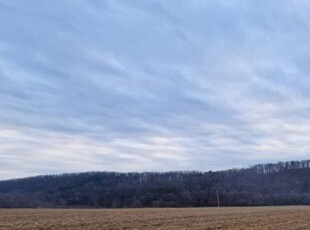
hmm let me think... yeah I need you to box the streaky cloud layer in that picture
[0,0,310,179]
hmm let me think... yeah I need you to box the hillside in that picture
[0,160,309,208]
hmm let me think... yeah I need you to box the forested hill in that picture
[0,160,309,208]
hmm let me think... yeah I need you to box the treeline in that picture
[0,160,309,208]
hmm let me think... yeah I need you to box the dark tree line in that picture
[0,160,309,208]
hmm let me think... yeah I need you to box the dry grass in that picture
[0,206,309,230]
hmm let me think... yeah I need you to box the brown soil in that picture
[0,206,309,230]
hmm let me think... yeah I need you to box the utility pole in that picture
[216,189,220,207]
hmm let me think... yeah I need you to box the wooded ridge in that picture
[0,160,309,208]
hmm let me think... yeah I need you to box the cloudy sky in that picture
[1,0,310,180]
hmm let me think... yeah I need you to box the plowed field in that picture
[0,206,309,230]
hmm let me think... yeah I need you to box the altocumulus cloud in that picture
[0,0,310,179]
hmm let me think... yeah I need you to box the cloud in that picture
[0,0,310,179]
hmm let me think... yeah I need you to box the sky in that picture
[0,0,310,180]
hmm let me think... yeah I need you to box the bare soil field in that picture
[0,206,309,230]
